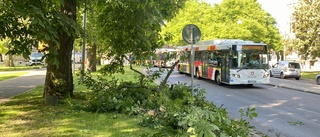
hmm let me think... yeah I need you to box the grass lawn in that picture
[0,72,29,81]
[0,66,38,72]
[0,66,159,137]
[301,71,320,80]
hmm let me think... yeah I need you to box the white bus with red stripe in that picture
[177,39,270,86]
[153,48,179,68]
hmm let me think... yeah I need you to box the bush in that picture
[79,73,155,113]
[79,69,258,136]
[139,83,257,137]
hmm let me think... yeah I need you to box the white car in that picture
[316,74,320,85]
[29,52,44,66]
[269,61,301,80]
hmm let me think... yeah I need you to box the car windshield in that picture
[30,52,43,58]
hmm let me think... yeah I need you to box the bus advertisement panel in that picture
[177,39,270,86]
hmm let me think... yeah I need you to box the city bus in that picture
[153,48,179,68]
[177,39,270,86]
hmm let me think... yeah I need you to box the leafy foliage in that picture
[79,68,258,136]
[0,39,8,54]
[94,0,186,74]
[0,0,80,97]
[0,0,78,61]
[291,0,320,59]
[161,0,282,51]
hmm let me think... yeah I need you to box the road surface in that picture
[157,69,320,137]
[0,68,46,103]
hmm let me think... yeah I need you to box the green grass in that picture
[0,66,38,71]
[94,65,144,82]
[0,66,158,137]
[301,71,320,80]
[0,72,29,81]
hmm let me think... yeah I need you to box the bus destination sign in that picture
[241,45,265,50]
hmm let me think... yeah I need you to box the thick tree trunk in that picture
[87,43,97,72]
[44,0,76,98]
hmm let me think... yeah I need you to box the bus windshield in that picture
[233,51,269,69]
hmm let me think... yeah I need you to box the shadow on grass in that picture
[0,86,158,137]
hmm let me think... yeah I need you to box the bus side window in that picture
[208,52,217,66]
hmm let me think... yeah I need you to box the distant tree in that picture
[0,39,12,66]
[0,40,8,62]
[95,0,186,74]
[161,0,282,51]
[161,0,213,46]
[84,3,99,72]
[291,0,320,60]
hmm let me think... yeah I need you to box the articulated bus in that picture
[177,39,270,86]
[153,48,179,68]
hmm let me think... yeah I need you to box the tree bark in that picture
[5,54,14,67]
[0,54,3,62]
[44,0,76,98]
[87,42,97,72]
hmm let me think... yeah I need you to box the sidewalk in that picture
[0,68,46,103]
[268,77,320,95]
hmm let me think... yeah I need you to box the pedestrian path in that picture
[0,69,46,103]
[268,77,320,95]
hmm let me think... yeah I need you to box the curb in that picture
[265,83,320,95]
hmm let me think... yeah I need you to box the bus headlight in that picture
[232,73,241,78]
[263,72,270,78]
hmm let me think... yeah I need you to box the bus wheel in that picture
[178,65,183,74]
[246,84,253,87]
[215,73,222,85]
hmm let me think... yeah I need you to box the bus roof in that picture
[180,39,267,51]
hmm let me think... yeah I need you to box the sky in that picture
[202,0,298,35]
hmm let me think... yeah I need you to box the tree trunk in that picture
[44,0,76,98]
[5,54,14,67]
[87,42,97,72]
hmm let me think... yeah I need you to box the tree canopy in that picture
[161,0,282,51]
[0,0,187,98]
[291,0,320,60]
[1,0,79,97]
[94,0,186,74]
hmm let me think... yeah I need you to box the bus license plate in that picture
[248,80,256,84]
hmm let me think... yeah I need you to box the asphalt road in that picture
[0,68,46,102]
[157,69,320,137]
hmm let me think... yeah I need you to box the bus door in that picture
[221,51,230,83]
[202,51,208,78]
